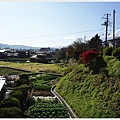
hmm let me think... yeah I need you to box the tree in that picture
[16,74,29,86]
[88,34,102,51]
[56,47,67,61]
[66,45,74,60]
[71,39,88,61]
[82,50,99,64]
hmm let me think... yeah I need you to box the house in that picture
[39,47,51,54]
[0,76,6,101]
[103,36,120,47]
[0,49,7,58]
[30,54,48,63]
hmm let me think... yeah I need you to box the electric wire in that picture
[1,28,104,40]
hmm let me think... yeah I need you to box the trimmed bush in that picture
[0,107,24,118]
[9,91,23,100]
[15,85,28,102]
[0,97,21,108]
[9,90,23,107]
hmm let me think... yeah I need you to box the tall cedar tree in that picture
[88,34,102,51]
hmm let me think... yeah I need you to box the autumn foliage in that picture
[82,50,99,64]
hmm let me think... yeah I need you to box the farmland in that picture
[26,73,69,118]
[27,102,69,118]
[0,64,69,118]
[0,61,64,74]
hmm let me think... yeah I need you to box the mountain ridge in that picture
[0,43,40,49]
[0,43,62,50]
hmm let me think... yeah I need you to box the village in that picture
[0,47,58,112]
[0,47,56,63]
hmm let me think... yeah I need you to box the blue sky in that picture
[0,2,120,47]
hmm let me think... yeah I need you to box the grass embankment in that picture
[56,56,120,118]
[0,61,64,74]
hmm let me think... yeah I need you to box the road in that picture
[51,85,77,118]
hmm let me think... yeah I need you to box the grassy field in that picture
[0,61,64,74]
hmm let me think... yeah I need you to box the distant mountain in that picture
[0,43,63,50]
[0,43,40,49]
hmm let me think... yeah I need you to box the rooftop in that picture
[0,77,6,91]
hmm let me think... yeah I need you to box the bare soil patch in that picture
[33,90,54,97]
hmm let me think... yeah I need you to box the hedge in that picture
[0,107,24,118]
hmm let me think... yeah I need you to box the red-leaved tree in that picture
[82,50,99,64]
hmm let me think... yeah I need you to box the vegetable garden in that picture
[26,73,69,118]
[27,102,69,118]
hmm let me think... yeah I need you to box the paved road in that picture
[51,85,77,118]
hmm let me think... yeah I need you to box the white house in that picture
[0,76,6,101]
[103,36,120,47]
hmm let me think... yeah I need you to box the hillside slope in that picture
[56,56,120,118]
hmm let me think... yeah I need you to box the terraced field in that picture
[0,61,64,74]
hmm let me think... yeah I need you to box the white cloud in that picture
[108,29,120,40]
[115,29,120,37]
[64,35,77,40]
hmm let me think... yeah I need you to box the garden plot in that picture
[26,73,69,118]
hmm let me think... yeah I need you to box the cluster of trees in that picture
[56,34,102,62]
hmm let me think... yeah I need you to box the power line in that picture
[0,21,102,31]
[1,28,103,40]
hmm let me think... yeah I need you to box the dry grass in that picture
[0,61,62,74]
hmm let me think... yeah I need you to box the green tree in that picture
[15,74,29,86]
[56,47,67,61]
[66,45,74,60]
[88,34,102,51]
[71,39,88,61]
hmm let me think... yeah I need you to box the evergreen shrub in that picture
[104,46,113,56]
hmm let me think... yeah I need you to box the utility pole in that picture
[102,13,111,47]
[84,35,86,43]
[113,9,116,48]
